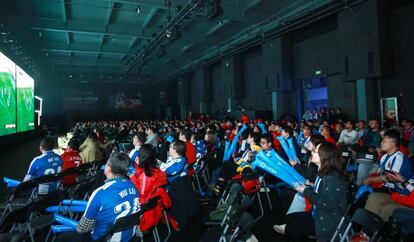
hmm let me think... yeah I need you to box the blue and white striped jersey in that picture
[24,151,62,195]
[83,177,140,242]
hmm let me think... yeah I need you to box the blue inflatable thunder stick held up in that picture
[225,124,248,161]
[287,137,299,161]
[276,136,295,161]
[257,122,267,134]
[223,141,230,162]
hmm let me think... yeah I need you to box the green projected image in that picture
[0,52,17,136]
[16,66,34,133]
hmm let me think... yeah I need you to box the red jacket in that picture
[271,131,282,150]
[60,150,82,185]
[131,166,171,232]
[326,136,336,145]
[185,142,197,177]
[399,145,410,157]
[403,130,413,143]
[391,191,414,208]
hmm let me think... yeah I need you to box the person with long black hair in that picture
[274,142,348,242]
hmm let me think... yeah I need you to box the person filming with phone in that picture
[362,129,413,221]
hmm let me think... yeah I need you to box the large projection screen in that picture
[0,52,17,136]
[16,65,35,132]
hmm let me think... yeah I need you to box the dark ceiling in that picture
[0,0,344,83]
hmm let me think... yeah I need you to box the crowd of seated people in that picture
[3,107,414,242]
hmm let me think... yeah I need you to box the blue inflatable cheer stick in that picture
[54,214,79,229]
[277,136,295,161]
[226,125,248,161]
[267,150,306,184]
[51,225,76,233]
[251,154,300,188]
[62,199,88,207]
[257,122,267,134]
[223,141,230,162]
[46,206,86,213]
[3,177,21,188]
[297,130,303,145]
[287,137,299,162]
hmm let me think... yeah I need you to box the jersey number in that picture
[43,167,62,175]
[113,198,140,240]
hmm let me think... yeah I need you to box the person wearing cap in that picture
[57,152,140,242]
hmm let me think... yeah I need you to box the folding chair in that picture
[216,181,243,208]
[192,157,207,196]
[225,212,255,242]
[49,197,162,242]
[258,175,273,210]
[355,153,376,185]
[0,204,30,233]
[139,196,172,242]
[204,183,244,227]
[1,173,63,223]
[74,162,95,183]
[0,232,25,242]
[68,177,96,200]
[342,151,359,185]
[202,197,256,242]
[250,190,264,224]
[96,211,142,242]
[337,208,384,242]
[25,214,55,242]
[15,191,66,242]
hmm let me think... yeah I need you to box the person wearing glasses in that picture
[160,140,188,183]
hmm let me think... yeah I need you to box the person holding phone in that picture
[387,172,414,209]
[363,171,414,222]
[363,130,414,221]
[362,129,412,190]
